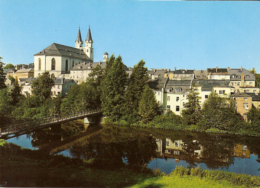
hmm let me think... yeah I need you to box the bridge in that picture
[0,109,102,139]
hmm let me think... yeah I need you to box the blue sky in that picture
[0,1,259,72]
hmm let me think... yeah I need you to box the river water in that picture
[7,121,260,176]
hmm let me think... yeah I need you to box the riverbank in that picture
[105,117,260,137]
[0,140,259,187]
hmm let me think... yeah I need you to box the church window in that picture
[38,58,41,70]
[65,60,69,72]
[51,58,56,70]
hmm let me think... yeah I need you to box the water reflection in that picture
[7,123,260,176]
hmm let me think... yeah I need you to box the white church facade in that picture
[34,27,94,78]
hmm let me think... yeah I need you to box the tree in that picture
[0,57,6,90]
[138,85,159,123]
[123,60,149,123]
[31,72,54,103]
[4,63,15,70]
[199,92,241,131]
[8,76,15,84]
[0,88,13,120]
[10,78,22,105]
[181,84,201,125]
[246,105,260,132]
[101,55,127,121]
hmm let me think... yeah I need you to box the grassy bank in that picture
[1,140,259,187]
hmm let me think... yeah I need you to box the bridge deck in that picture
[0,109,102,139]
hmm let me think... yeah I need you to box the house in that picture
[164,68,194,80]
[231,93,252,120]
[51,78,76,97]
[207,67,230,80]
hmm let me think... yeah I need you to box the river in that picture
[6,120,260,176]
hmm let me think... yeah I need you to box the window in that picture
[176,106,180,112]
[65,59,69,72]
[219,90,223,94]
[176,97,179,102]
[243,103,248,110]
[167,105,171,109]
[38,58,41,70]
[249,82,252,86]
[246,89,249,93]
[72,60,75,67]
[51,58,56,70]
[237,82,240,86]
[166,141,169,146]
[183,102,185,106]
[167,96,170,101]
[244,97,247,100]
[175,142,178,147]
[205,95,208,98]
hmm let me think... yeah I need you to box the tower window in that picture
[65,59,69,72]
[51,58,56,70]
[38,58,41,70]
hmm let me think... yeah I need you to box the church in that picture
[34,27,94,78]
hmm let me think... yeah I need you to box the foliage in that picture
[4,63,15,70]
[181,84,201,125]
[0,88,13,121]
[101,55,127,121]
[122,60,149,123]
[138,85,159,123]
[8,76,15,84]
[31,72,54,103]
[10,78,22,105]
[0,60,6,90]
[199,92,241,131]
[246,106,260,133]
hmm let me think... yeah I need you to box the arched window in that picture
[72,60,75,67]
[65,59,68,72]
[51,58,56,70]
[38,58,41,70]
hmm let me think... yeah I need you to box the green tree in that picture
[0,57,6,90]
[31,72,54,103]
[10,78,22,105]
[4,63,15,69]
[181,84,201,125]
[246,105,260,132]
[61,84,80,115]
[138,85,159,123]
[8,76,15,84]
[0,88,13,121]
[199,92,241,131]
[101,55,127,121]
[122,60,149,123]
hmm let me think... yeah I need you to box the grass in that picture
[127,175,248,188]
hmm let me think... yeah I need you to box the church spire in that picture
[86,26,93,42]
[75,27,83,48]
[75,27,83,43]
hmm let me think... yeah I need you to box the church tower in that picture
[75,27,83,48]
[84,26,94,61]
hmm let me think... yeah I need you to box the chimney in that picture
[227,67,230,71]
[175,67,176,71]
[240,66,243,71]
[216,67,218,72]
[241,73,245,86]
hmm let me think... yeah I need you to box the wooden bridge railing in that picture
[0,108,102,137]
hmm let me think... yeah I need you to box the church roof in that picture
[86,26,93,41]
[75,27,83,43]
[34,43,91,60]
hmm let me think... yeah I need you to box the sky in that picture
[0,1,259,72]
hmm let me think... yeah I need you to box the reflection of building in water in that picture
[232,144,250,158]
[156,138,164,157]
[155,138,251,165]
